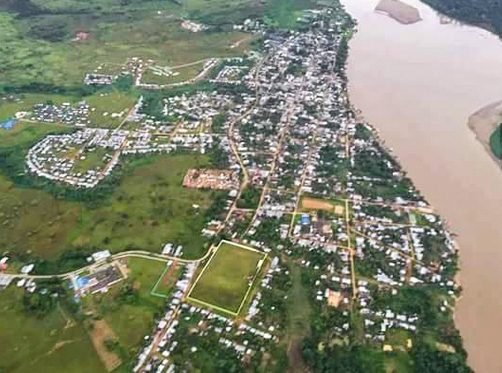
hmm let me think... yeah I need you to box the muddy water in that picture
[340,0,502,371]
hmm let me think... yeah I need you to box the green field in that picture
[188,241,266,314]
[85,91,137,129]
[0,286,106,373]
[490,123,502,159]
[81,258,168,355]
[0,121,69,146]
[0,5,255,87]
[0,122,218,261]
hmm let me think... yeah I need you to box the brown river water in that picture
[339,0,502,371]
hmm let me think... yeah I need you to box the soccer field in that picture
[188,241,267,315]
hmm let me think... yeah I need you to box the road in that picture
[222,54,269,225]
[4,249,214,281]
[245,47,314,235]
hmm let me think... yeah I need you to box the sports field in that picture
[188,241,266,315]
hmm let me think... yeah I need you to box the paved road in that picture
[4,249,214,281]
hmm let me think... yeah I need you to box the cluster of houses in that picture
[26,129,117,188]
[203,7,460,353]
[137,59,219,90]
[25,90,239,187]
[30,101,91,126]
[83,73,117,85]
[210,63,248,85]
[134,263,197,372]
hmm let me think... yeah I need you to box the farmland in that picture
[188,241,266,315]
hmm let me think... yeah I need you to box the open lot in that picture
[188,241,267,315]
[0,286,106,373]
[85,91,137,129]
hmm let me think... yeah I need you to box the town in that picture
[0,5,466,373]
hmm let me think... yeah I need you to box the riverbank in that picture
[341,0,502,370]
[375,0,422,24]
[467,100,502,166]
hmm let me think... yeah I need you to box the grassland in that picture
[189,241,266,314]
[85,91,137,129]
[71,154,215,257]
[0,286,106,373]
[81,258,168,356]
[0,6,254,87]
[0,93,71,122]
[0,122,218,260]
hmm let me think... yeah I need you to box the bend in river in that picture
[340,0,502,371]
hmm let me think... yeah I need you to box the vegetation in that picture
[0,129,217,265]
[189,242,266,313]
[236,185,261,209]
[421,0,502,37]
[303,339,385,373]
[489,123,502,159]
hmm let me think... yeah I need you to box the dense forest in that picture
[422,0,502,37]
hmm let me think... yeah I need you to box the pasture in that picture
[188,241,267,315]
[0,286,106,373]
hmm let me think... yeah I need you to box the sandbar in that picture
[375,0,422,25]
[467,100,502,165]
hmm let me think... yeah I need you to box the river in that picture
[339,0,502,371]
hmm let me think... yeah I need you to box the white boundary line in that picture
[219,239,264,254]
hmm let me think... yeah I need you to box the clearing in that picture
[87,320,122,372]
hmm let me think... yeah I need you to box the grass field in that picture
[0,286,106,373]
[151,261,180,298]
[0,139,217,260]
[0,121,69,147]
[85,91,137,129]
[0,7,254,87]
[188,241,266,315]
